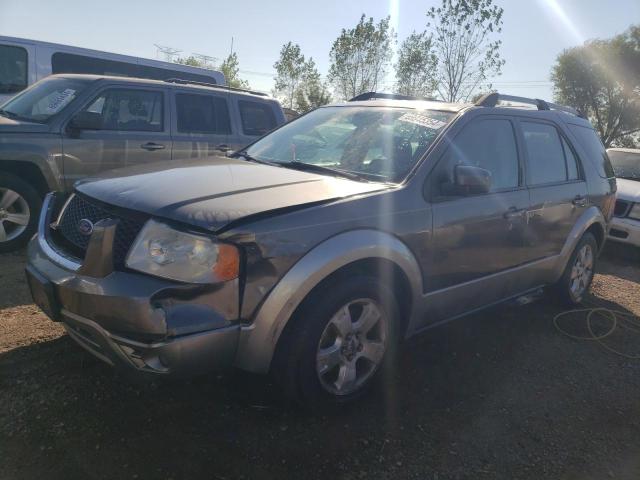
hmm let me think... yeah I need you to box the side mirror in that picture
[454,164,492,195]
[68,111,103,132]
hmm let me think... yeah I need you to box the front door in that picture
[423,117,531,324]
[518,120,588,260]
[62,86,170,189]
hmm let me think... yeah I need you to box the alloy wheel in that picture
[570,244,594,300]
[0,188,30,243]
[316,298,387,396]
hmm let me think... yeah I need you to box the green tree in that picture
[427,0,505,102]
[273,42,306,109]
[551,25,640,147]
[220,52,250,89]
[395,31,438,98]
[294,58,332,113]
[175,55,205,67]
[328,14,394,100]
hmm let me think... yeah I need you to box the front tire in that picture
[0,173,42,253]
[554,232,597,305]
[272,274,400,410]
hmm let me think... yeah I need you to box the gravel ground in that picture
[1,244,639,480]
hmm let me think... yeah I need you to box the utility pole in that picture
[153,44,181,63]
[192,53,217,69]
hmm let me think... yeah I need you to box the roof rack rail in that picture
[164,78,269,97]
[475,92,585,118]
[349,91,439,102]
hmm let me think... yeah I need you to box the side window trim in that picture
[559,131,584,181]
[428,115,524,203]
[66,85,167,133]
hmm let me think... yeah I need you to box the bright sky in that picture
[1,0,638,100]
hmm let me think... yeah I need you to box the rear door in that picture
[62,85,170,188]
[518,119,588,260]
[170,90,233,160]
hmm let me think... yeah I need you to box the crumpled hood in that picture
[615,178,640,202]
[75,157,389,231]
[0,115,50,133]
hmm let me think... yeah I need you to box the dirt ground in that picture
[1,244,640,480]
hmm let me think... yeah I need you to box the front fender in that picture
[234,229,423,373]
[0,135,63,191]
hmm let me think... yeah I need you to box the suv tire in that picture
[554,232,597,305]
[272,274,400,410]
[0,173,42,253]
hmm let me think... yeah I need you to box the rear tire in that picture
[0,173,42,253]
[272,274,400,411]
[553,232,597,305]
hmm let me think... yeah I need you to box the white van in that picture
[0,36,225,104]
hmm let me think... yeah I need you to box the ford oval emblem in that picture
[77,218,94,236]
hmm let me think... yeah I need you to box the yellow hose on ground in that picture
[553,301,640,359]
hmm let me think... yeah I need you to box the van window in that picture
[568,124,615,178]
[521,122,567,185]
[175,93,231,134]
[0,45,28,94]
[238,100,277,136]
[51,53,218,84]
[434,118,519,196]
[80,89,163,131]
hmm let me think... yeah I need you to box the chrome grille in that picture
[55,195,144,267]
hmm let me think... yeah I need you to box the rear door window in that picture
[80,89,164,131]
[238,100,277,136]
[175,93,231,134]
[521,122,569,185]
[0,45,28,94]
[568,124,615,178]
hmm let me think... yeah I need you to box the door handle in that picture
[140,142,166,151]
[215,144,230,152]
[503,207,526,220]
[572,195,587,207]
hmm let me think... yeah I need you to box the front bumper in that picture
[25,194,242,376]
[608,216,640,247]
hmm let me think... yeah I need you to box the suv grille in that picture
[55,195,145,267]
[614,199,631,217]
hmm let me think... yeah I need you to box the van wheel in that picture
[0,173,42,253]
[272,274,400,411]
[554,232,597,305]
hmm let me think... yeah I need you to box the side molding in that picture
[234,229,423,373]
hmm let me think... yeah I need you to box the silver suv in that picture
[26,93,616,409]
[0,74,285,251]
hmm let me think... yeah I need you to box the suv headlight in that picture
[126,219,239,283]
[629,203,640,221]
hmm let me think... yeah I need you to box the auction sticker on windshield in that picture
[44,89,77,114]
[399,112,447,130]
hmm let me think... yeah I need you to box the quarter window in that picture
[80,89,163,132]
[0,45,28,94]
[176,93,231,134]
[568,124,615,178]
[434,119,520,196]
[238,100,277,136]
[521,122,568,185]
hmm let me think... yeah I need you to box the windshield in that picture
[0,77,90,123]
[244,106,454,183]
[608,150,640,180]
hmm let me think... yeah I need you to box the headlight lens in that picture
[629,203,640,221]
[126,219,239,283]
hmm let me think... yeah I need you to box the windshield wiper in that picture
[0,109,18,119]
[234,151,283,167]
[282,161,368,181]
[0,108,44,123]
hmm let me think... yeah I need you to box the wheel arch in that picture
[0,160,53,196]
[234,229,423,373]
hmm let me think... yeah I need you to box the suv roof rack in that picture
[164,78,270,97]
[475,92,585,118]
[349,92,439,102]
